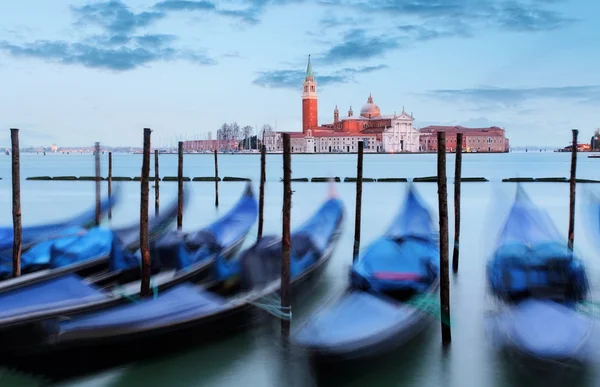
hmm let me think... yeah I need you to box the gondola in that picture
[0,189,120,255]
[485,185,592,364]
[0,187,183,282]
[0,184,258,331]
[290,184,439,364]
[0,187,344,380]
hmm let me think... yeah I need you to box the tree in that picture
[242,125,253,149]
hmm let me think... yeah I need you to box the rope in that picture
[406,293,451,326]
[249,294,292,320]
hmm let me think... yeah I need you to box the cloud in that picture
[318,29,402,64]
[495,1,573,31]
[0,1,216,71]
[253,64,387,89]
[71,1,166,35]
[426,85,600,108]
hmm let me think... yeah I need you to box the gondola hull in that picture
[0,197,343,381]
[291,185,440,367]
[0,185,257,331]
[295,280,439,366]
[485,185,592,366]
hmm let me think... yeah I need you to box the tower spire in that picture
[306,54,313,78]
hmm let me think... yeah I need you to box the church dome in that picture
[360,94,380,118]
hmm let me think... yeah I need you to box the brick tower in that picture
[302,55,318,134]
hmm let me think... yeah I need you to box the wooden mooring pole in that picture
[452,133,462,273]
[177,141,184,230]
[257,144,266,240]
[94,142,101,226]
[281,133,292,340]
[108,152,113,220]
[140,128,152,297]
[10,128,21,278]
[214,149,219,207]
[353,141,364,262]
[154,149,160,216]
[437,131,451,345]
[568,129,578,250]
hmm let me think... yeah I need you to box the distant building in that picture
[182,139,239,152]
[264,55,421,153]
[419,126,509,153]
[590,129,600,151]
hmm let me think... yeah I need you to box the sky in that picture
[0,0,598,148]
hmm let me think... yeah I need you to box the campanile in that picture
[302,55,318,133]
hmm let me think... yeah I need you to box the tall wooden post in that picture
[568,129,578,250]
[353,141,364,262]
[108,152,113,220]
[437,131,451,344]
[177,141,184,230]
[154,150,160,216]
[140,128,152,297]
[94,142,101,226]
[214,149,219,207]
[257,144,266,240]
[452,133,462,273]
[10,128,21,278]
[281,133,292,340]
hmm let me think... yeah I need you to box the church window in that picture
[304,86,308,92]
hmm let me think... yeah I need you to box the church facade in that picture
[264,55,421,153]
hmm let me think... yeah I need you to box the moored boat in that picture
[0,187,183,282]
[0,184,257,331]
[0,189,120,256]
[0,186,343,380]
[485,185,592,365]
[291,184,439,364]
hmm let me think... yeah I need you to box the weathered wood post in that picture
[108,151,113,220]
[437,131,451,344]
[94,142,101,226]
[177,141,184,230]
[452,133,462,273]
[353,141,364,262]
[257,144,266,240]
[281,133,292,340]
[10,128,21,278]
[140,128,152,297]
[568,129,578,250]
[154,149,160,216]
[214,149,219,207]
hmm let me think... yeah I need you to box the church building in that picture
[264,55,421,153]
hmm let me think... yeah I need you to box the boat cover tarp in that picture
[351,238,439,293]
[486,299,593,361]
[351,186,439,293]
[0,192,118,252]
[293,291,417,349]
[152,185,258,273]
[487,186,589,300]
[384,187,437,241]
[235,197,344,290]
[0,228,141,279]
[0,274,110,320]
[52,283,227,336]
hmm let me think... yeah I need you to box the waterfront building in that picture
[419,126,509,153]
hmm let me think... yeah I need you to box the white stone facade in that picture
[381,112,420,152]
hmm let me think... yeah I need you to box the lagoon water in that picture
[1,152,600,387]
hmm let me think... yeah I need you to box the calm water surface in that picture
[0,152,600,387]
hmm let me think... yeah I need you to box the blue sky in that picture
[0,0,598,148]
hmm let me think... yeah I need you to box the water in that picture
[1,152,600,387]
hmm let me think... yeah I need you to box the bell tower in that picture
[302,55,318,134]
